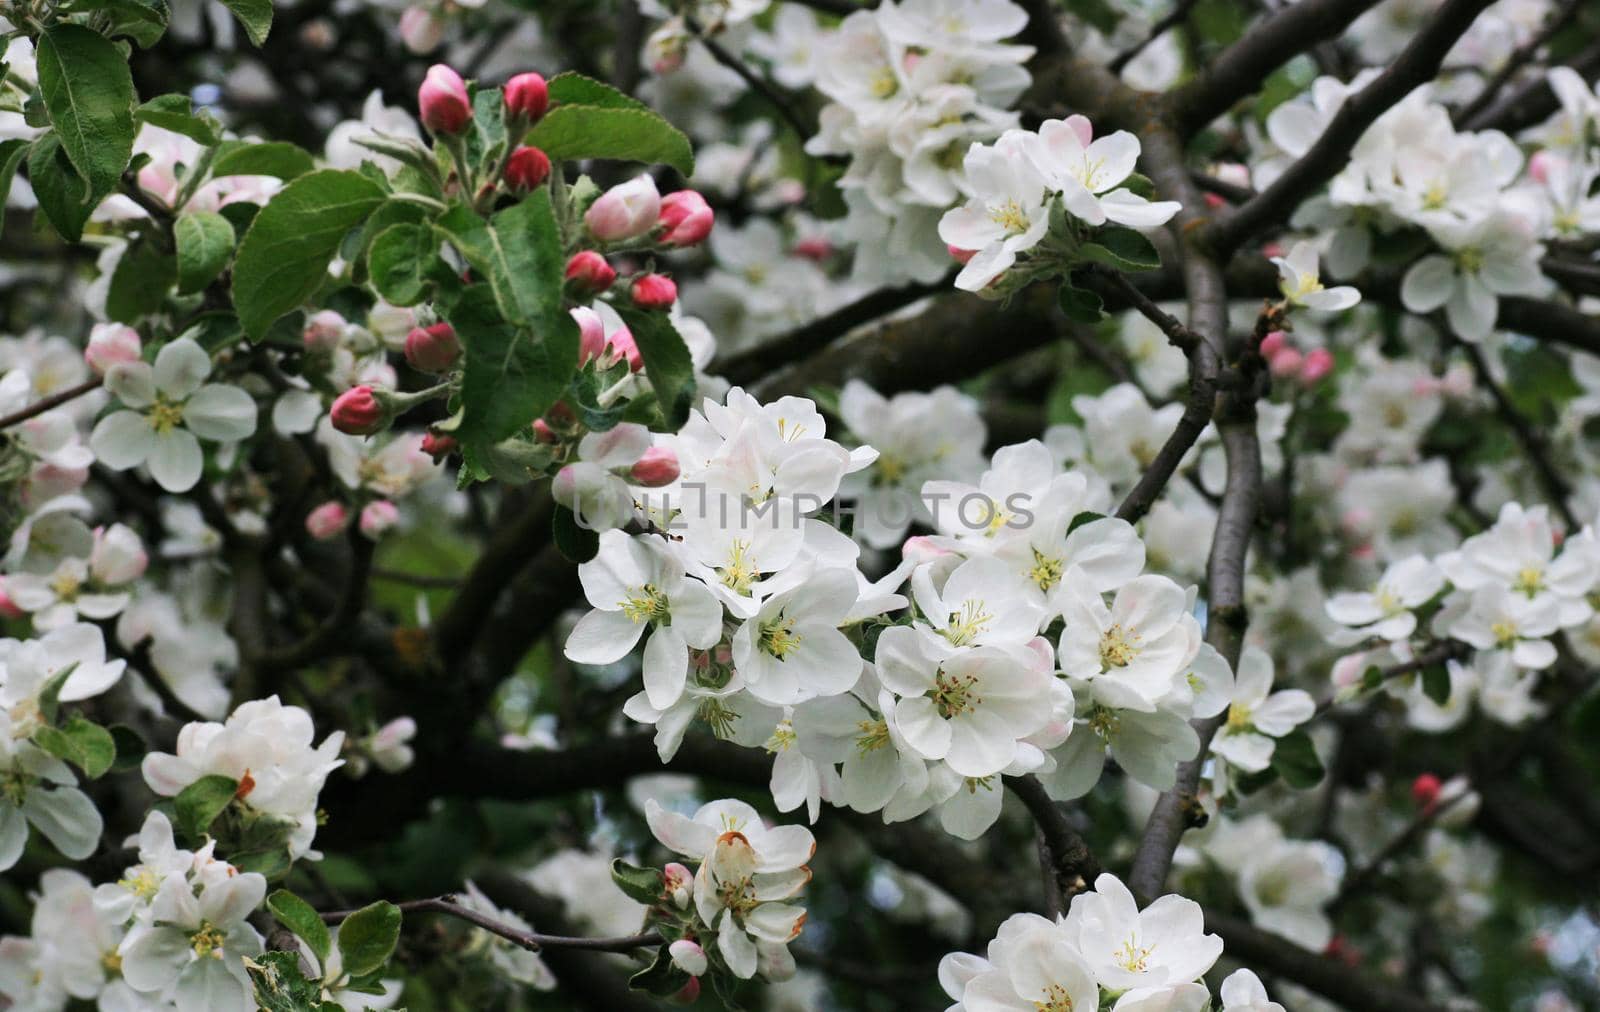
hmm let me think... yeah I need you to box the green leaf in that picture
[547,71,652,112]
[1064,0,1121,34]
[553,503,600,563]
[247,950,326,1012]
[174,774,239,838]
[629,944,690,997]
[232,169,386,340]
[211,140,316,181]
[613,304,697,430]
[1361,665,1385,692]
[525,105,694,175]
[174,210,236,293]
[106,236,177,322]
[268,890,332,964]
[1058,283,1105,323]
[609,858,663,905]
[336,901,402,978]
[37,661,78,725]
[218,0,272,45]
[1077,227,1162,272]
[1421,664,1452,706]
[109,724,146,772]
[1066,510,1105,534]
[433,192,565,328]
[448,282,577,459]
[136,93,221,145]
[63,0,170,46]
[366,223,437,306]
[1271,729,1325,789]
[33,716,116,779]
[29,135,101,242]
[35,25,137,197]
[0,139,30,212]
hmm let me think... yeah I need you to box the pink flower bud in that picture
[630,446,680,487]
[631,273,677,310]
[1299,347,1334,385]
[1411,772,1442,811]
[421,432,456,461]
[419,64,472,135]
[548,401,577,426]
[585,175,661,242]
[572,306,608,366]
[85,323,141,376]
[359,500,400,539]
[331,385,387,436]
[532,418,557,443]
[1528,149,1560,185]
[303,310,346,352]
[792,236,832,261]
[947,244,976,264]
[504,146,551,193]
[306,501,350,540]
[1261,241,1285,259]
[669,978,701,1005]
[662,863,693,908]
[565,251,617,294]
[0,580,23,621]
[606,326,643,372]
[503,72,549,124]
[668,939,707,976]
[1258,329,1289,359]
[1268,347,1304,378]
[658,190,714,246]
[398,6,444,53]
[404,322,460,373]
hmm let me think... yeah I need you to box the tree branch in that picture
[0,377,102,430]
[319,895,660,953]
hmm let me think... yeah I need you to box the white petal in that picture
[146,428,204,492]
[183,384,258,442]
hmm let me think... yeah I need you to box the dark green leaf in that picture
[174,774,239,838]
[1058,283,1105,323]
[35,25,136,197]
[109,724,146,772]
[106,236,177,323]
[547,71,652,112]
[629,944,690,996]
[433,192,564,328]
[614,304,697,430]
[211,140,315,181]
[268,890,332,964]
[366,223,436,306]
[525,105,694,175]
[33,716,116,779]
[136,93,221,145]
[1077,227,1162,272]
[37,661,78,725]
[232,169,386,339]
[336,901,402,978]
[247,950,325,1012]
[609,858,663,904]
[218,0,272,45]
[1361,665,1385,692]
[1421,664,1452,706]
[0,139,30,213]
[554,503,600,563]
[1271,729,1325,789]
[1064,0,1120,34]
[1066,510,1105,534]
[174,210,236,293]
[448,282,576,460]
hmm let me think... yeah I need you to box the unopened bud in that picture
[662,862,692,909]
[397,6,444,53]
[658,190,714,246]
[331,385,387,436]
[1268,347,1304,379]
[505,146,551,193]
[1299,347,1334,385]
[565,251,617,295]
[306,501,350,540]
[947,244,976,265]
[631,273,677,310]
[419,64,472,135]
[1411,772,1442,811]
[606,326,643,372]
[303,310,347,352]
[360,500,401,539]
[85,323,141,376]
[421,431,457,461]
[668,939,707,976]
[404,323,460,373]
[503,72,550,125]
[629,446,680,487]
[585,175,661,242]
[1258,329,1289,359]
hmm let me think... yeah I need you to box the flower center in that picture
[875,453,907,486]
[1088,705,1121,740]
[989,200,1030,235]
[764,720,797,753]
[1490,620,1519,647]
[698,697,739,738]
[1455,246,1484,273]
[1099,624,1140,668]
[1032,983,1077,1012]
[148,398,186,434]
[190,922,227,958]
[932,668,981,719]
[1374,587,1402,615]
[1029,549,1063,592]
[942,599,992,646]
[758,614,802,659]
[1114,934,1154,973]
[719,540,758,595]
[1226,703,1253,732]
[1512,567,1544,596]
[856,719,891,755]
[869,67,898,99]
[119,869,160,899]
[620,584,671,624]
[50,569,82,601]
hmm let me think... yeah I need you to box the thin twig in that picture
[1110,0,1201,75]
[1457,337,1579,530]
[318,895,662,953]
[1314,641,1468,716]
[1453,0,1582,126]
[0,377,103,430]
[687,18,816,146]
